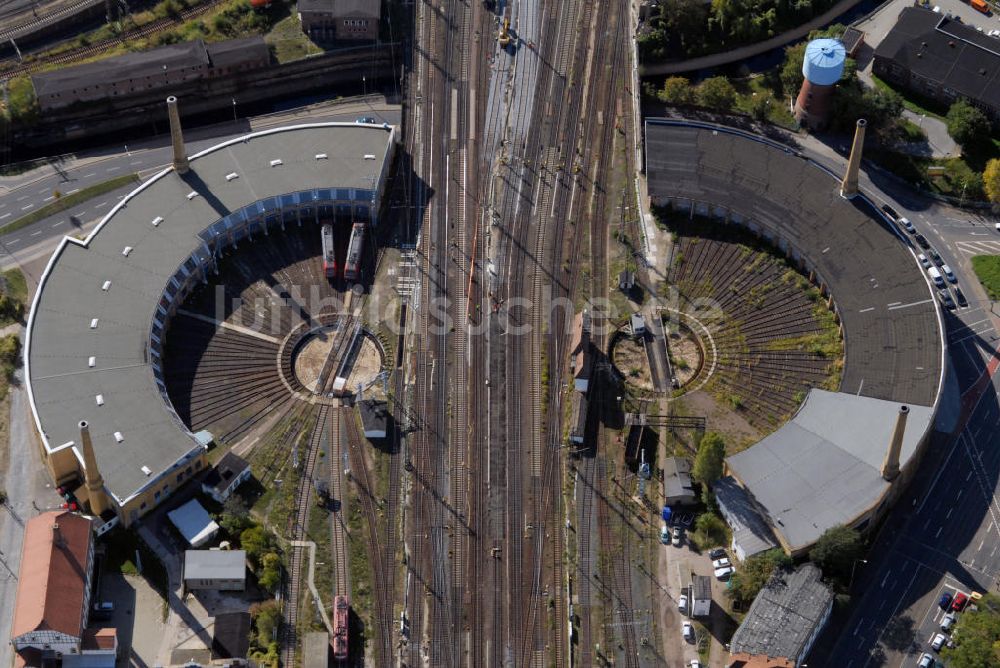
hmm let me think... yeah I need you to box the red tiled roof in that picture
[82,627,117,650]
[11,511,93,640]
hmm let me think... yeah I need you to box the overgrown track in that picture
[329,407,351,597]
[344,407,395,666]
[282,401,330,668]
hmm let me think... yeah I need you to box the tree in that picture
[941,593,1000,667]
[218,495,252,536]
[257,552,281,592]
[809,524,863,580]
[748,93,772,121]
[947,99,992,149]
[984,159,1000,204]
[693,512,728,548]
[727,548,792,602]
[250,600,283,648]
[696,77,736,111]
[780,42,807,96]
[659,77,695,106]
[7,76,39,124]
[693,431,726,486]
[239,525,276,565]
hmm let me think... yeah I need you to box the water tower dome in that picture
[801,38,846,86]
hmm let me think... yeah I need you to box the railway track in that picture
[282,401,330,668]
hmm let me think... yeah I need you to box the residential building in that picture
[873,6,1000,122]
[663,456,697,505]
[31,37,269,112]
[10,511,117,668]
[201,451,251,503]
[298,0,380,43]
[713,476,778,562]
[569,311,593,392]
[183,550,247,591]
[728,564,833,667]
[690,575,712,617]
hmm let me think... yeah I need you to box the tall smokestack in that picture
[79,420,109,516]
[881,405,909,481]
[840,118,867,199]
[167,96,189,175]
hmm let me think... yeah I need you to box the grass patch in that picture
[3,269,27,306]
[971,255,1000,301]
[870,74,948,121]
[1,174,139,235]
[265,13,323,63]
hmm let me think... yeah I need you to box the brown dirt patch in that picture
[344,335,385,399]
[294,328,337,392]
[680,390,763,453]
[613,336,654,391]
[666,325,700,387]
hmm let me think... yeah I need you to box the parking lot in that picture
[655,512,739,667]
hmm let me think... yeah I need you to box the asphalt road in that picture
[0,96,401,275]
[817,178,1000,665]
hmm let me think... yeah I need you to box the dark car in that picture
[953,286,968,307]
[952,592,969,611]
[881,203,900,221]
[939,593,953,609]
[709,548,727,560]
[937,289,956,310]
[91,602,115,621]
[929,249,944,266]
[915,233,930,249]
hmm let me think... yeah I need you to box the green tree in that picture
[659,77,695,105]
[748,93,773,121]
[257,552,281,592]
[693,431,726,486]
[941,593,1000,667]
[947,99,992,149]
[780,42,807,95]
[7,76,39,124]
[984,159,1000,204]
[693,512,728,548]
[250,600,282,648]
[239,525,276,565]
[809,524,863,580]
[727,548,792,602]
[0,334,19,367]
[218,495,252,536]
[696,77,736,111]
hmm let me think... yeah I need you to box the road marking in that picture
[935,526,943,538]
[859,307,875,313]
[7,239,18,245]
[881,571,890,588]
[0,214,9,220]
[66,188,79,195]
[853,619,864,635]
[30,231,41,237]
[887,301,901,307]
[43,196,54,203]
[95,201,108,208]
[130,160,141,165]
[52,221,64,228]
[82,172,96,178]
[15,195,27,201]
[889,299,933,311]
[946,508,953,519]
[20,204,32,211]
[106,166,121,172]
[967,471,974,481]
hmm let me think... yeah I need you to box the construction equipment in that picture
[498,17,511,47]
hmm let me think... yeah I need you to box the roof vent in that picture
[186,191,199,200]
[922,41,928,46]
[315,153,328,160]
[225,172,239,181]
[151,216,163,227]
[364,154,376,160]
[981,68,988,75]
[95,394,104,406]
[90,318,99,329]
[141,466,152,476]
[102,280,111,291]
[270,159,283,167]
[88,356,96,368]
[949,40,955,47]
[122,246,133,257]
[114,431,124,443]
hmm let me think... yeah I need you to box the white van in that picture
[928,266,944,288]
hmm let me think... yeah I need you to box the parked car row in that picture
[885,205,969,311]
[919,590,974,663]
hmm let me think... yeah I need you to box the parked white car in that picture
[682,620,694,641]
[712,557,731,569]
[678,594,688,613]
[714,565,734,579]
[942,264,956,283]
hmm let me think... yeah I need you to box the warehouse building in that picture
[873,6,1000,121]
[183,550,247,591]
[31,37,270,112]
[298,0,380,43]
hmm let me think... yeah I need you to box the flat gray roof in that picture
[729,563,833,659]
[713,476,778,558]
[663,456,695,501]
[726,389,933,551]
[26,123,395,506]
[184,549,246,580]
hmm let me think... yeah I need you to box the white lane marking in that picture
[935,526,943,538]
[887,301,902,307]
[20,204,33,211]
[0,214,10,220]
[889,299,933,311]
[859,307,875,313]
[43,196,54,202]
[106,166,121,173]
[82,172,96,178]
[95,201,108,208]
[30,231,41,237]
[881,571,890,588]
[15,195,27,201]
[7,238,19,245]
[52,221,64,228]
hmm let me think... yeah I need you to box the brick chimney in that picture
[881,405,909,481]
[167,96,189,175]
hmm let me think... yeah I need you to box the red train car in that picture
[343,222,365,282]
[333,595,349,661]
[322,223,337,279]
